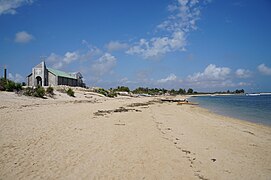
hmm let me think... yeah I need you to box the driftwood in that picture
[161,99,186,102]
[177,102,199,105]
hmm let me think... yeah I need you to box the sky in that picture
[0,0,271,92]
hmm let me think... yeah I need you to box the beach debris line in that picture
[160,98,199,105]
[161,98,187,102]
[127,99,162,107]
[177,101,199,105]
[93,107,142,116]
[114,123,126,126]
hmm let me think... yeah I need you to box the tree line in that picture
[109,86,245,95]
[109,86,196,95]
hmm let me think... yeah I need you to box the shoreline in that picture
[187,94,271,128]
[1,92,271,179]
[192,102,271,131]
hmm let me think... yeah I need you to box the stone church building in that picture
[27,61,84,87]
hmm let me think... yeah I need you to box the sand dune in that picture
[0,92,270,179]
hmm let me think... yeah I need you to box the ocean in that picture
[190,95,271,126]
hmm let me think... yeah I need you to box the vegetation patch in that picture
[23,85,45,98]
[94,88,117,98]
[66,88,75,97]
[46,86,54,97]
[0,78,22,92]
[93,107,141,116]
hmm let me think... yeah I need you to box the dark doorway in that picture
[36,76,42,86]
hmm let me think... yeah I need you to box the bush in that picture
[0,78,7,91]
[14,83,22,91]
[0,78,22,92]
[4,80,16,92]
[107,92,117,98]
[66,88,75,97]
[0,85,4,91]
[23,86,45,98]
[96,88,108,96]
[114,86,130,92]
[46,86,54,96]
[33,86,45,98]
[187,88,194,94]
[23,87,34,96]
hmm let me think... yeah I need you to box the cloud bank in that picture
[0,0,34,15]
[126,0,205,59]
[258,64,271,75]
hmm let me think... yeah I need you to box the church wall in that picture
[48,72,57,86]
[57,76,78,86]
[27,75,33,86]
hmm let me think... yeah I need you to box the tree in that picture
[187,88,194,94]
[178,88,185,94]
[115,86,130,92]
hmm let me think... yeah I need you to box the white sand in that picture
[0,91,270,179]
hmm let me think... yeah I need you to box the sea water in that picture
[190,95,271,126]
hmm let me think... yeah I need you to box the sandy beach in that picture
[1,90,271,179]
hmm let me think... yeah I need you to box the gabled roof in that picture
[47,68,77,79]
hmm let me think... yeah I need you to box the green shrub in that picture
[0,78,7,91]
[0,78,22,92]
[94,88,117,98]
[66,88,75,97]
[46,86,54,95]
[33,86,45,98]
[96,88,108,96]
[114,86,130,92]
[23,87,34,96]
[14,83,22,91]
[4,80,16,92]
[107,92,117,98]
[0,85,4,91]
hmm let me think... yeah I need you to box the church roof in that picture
[47,68,77,79]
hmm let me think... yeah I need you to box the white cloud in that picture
[14,31,34,43]
[186,64,234,88]
[235,69,251,78]
[158,0,201,32]
[258,64,271,75]
[81,40,102,55]
[158,74,178,83]
[91,53,117,77]
[127,31,186,59]
[106,41,129,52]
[188,64,231,82]
[184,64,255,90]
[63,52,79,64]
[238,82,250,86]
[46,51,79,69]
[0,0,34,15]
[8,73,24,82]
[46,53,66,69]
[46,41,101,69]
[118,77,134,84]
[46,53,69,69]
[127,0,207,59]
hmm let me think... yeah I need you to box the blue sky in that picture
[0,0,271,92]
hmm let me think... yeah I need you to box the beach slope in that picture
[0,92,270,179]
